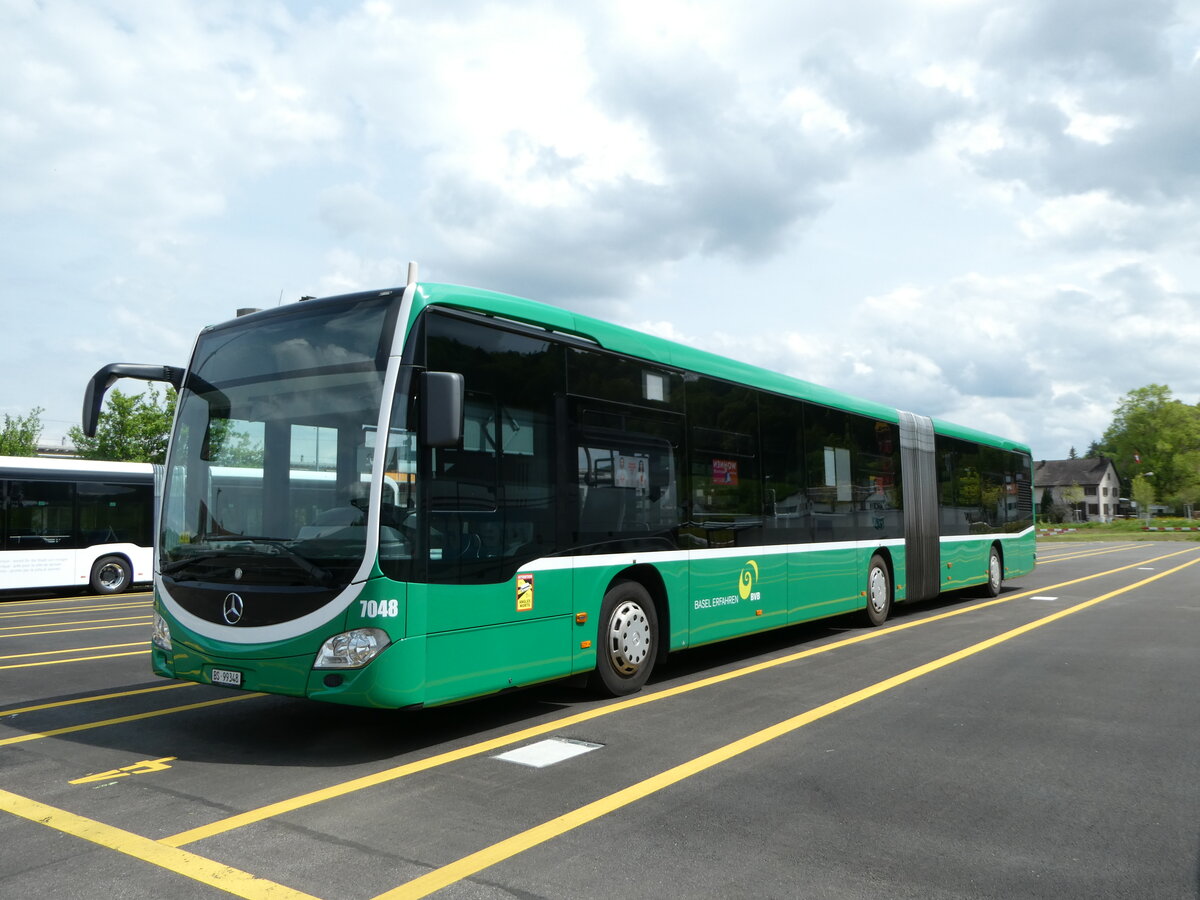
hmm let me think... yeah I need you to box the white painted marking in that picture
[1031,596,1059,601]
[1136,567,1155,571]
[494,738,603,768]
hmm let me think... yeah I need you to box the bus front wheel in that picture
[983,546,1003,597]
[589,581,658,697]
[90,556,131,594]
[862,554,892,627]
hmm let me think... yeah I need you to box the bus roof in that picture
[0,455,155,478]
[411,282,1031,455]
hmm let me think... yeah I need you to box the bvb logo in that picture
[738,560,759,600]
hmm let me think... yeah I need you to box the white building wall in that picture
[1039,463,1121,523]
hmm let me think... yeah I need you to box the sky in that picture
[3,0,1199,460]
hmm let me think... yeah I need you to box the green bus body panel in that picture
[419,570,573,634]
[422,617,574,706]
[941,541,982,591]
[1003,534,1036,579]
[687,553,787,645]
[886,544,910,603]
[791,546,868,622]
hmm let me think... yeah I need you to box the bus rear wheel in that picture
[90,556,131,594]
[983,546,1003,597]
[862,554,892,627]
[589,581,658,697]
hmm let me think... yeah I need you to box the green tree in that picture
[1131,473,1156,520]
[0,407,44,456]
[1038,487,1058,523]
[1060,482,1085,521]
[1099,384,1200,509]
[208,420,265,468]
[68,386,176,463]
[1068,446,1078,459]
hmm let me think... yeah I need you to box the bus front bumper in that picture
[152,634,426,709]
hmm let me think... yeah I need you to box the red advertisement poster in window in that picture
[712,459,739,485]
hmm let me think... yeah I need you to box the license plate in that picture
[210,668,243,687]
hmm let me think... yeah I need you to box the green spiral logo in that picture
[738,560,759,600]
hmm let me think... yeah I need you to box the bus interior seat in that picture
[580,486,631,533]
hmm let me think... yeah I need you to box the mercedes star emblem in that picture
[222,592,245,624]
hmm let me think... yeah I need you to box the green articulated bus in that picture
[83,265,1034,708]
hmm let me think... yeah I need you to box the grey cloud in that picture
[1099,262,1168,301]
[417,35,870,301]
[948,354,1044,400]
[964,3,1199,208]
[601,45,843,210]
[980,0,1175,79]
[425,151,830,305]
[979,89,1200,204]
[799,45,968,155]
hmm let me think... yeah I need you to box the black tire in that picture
[588,581,659,697]
[90,555,131,594]
[983,545,1003,597]
[861,553,892,626]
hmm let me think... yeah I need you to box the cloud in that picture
[0,0,342,245]
[4,0,1200,462]
[318,184,392,238]
[1018,190,1198,250]
[980,0,1176,79]
[958,2,1200,208]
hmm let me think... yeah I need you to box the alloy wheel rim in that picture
[99,564,125,590]
[606,600,651,675]
[869,567,888,614]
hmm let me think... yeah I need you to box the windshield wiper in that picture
[161,553,229,577]
[161,538,334,585]
[214,537,335,585]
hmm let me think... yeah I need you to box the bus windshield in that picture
[159,295,399,598]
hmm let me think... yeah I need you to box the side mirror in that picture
[82,363,183,437]
[420,371,464,448]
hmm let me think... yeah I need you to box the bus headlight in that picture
[152,611,172,651]
[313,628,390,669]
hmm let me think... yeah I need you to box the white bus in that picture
[0,456,157,594]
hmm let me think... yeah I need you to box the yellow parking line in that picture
[0,601,151,620]
[1037,544,1143,563]
[0,641,144,661]
[0,622,152,639]
[0,682,195,717]
[377,555,1200,899]
[0,692,263,747]
[0,650,149,670]
[0,788,319,900]
[162,545,1200,849]
[0,590,151,607]
[0,615,152,632]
